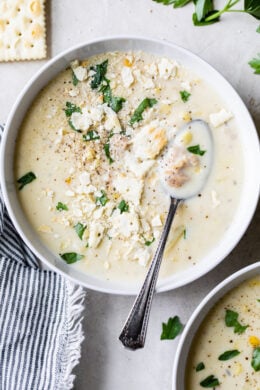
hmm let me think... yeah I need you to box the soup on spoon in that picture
[119,119,213,350]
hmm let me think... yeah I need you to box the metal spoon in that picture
[119,120,213,350]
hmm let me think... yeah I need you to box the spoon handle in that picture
[119,197,181,350]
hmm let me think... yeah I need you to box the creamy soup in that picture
[15,51,243,283]
[186,276,260,389]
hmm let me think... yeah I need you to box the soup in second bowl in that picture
[186,276,260,389]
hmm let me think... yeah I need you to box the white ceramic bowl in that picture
[172,261,260,389]
[0,36,259,295]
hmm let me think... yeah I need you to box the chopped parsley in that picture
[249,54,260,75]
[74,223,87,240]
[200,374,220,388]
[118,200,129,214]
[218,349,240,361]
[17,171,36,190]
[90,59,125,111]
[100,81,126,113]
[104,142,114,164]
[180,90,191,102]
[96,190,109,207]
[129,98,157,125]
[225,309,249,334]
[72,71,79,86]
[90,59,109,89]
[257,25,260,33]
[56,202,68,211]
[63,101,82,117]
[63,102,82,132]
[68,119,81,132]
[195,362,205,372]
[60,252,84,264]
[183,228,187,239]
[187,144,206,156]
[251,347,260,371]
[143,236,155,246]
[160,316,183,340]
[82,130,100,141]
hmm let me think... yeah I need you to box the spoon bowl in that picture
[119,120,213,350]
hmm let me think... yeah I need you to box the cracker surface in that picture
[0,0,46,62]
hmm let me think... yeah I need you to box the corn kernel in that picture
[182,131,193,145]
[233,362,243,376]
[182,112,192,122]
[112,193,120,200]
[124,58,132,67]
[160,104,171,115]
[249,336,260,347]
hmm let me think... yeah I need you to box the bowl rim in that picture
[172,260,260,389]
[0,35,259,295]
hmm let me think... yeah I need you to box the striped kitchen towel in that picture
[0,126,85,389]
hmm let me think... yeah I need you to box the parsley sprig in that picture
[251,347,260,371]
[200,375,220,388]
[90,59,109,89]
[17,171,36,190]
[225,309,249,334]
[90,60,125,112]
[129,98,157,125]
[153,0,260,73]
[56,202,68,211]
[153,0,260,22]
[249,54,260,74]
[160,316,183,340]
[60,252,84,264]
[100,81,126,113]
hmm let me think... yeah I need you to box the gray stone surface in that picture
[0,1,259,389]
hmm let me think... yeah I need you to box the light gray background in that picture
[0,1,259,389]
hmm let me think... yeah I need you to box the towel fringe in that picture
[57,281,86,390]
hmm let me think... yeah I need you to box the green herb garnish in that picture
[245,0,260,19]
[17,171,36,190]
[257,25,260,33]
[104,143,114,164]
[249,54,260,74]
[218,349,240,361]
[187,144,206,156]
[251,347,260,371]
[129,98,157,125]
[153,0,192,7]
[72,71,79,86]
[160,316,183,340]
[90,59,109,89]
[153,0,260,26]
[56,202,68,211]
[68,119,81,132]
[82,130,100,141]
[100,81,126,113]
[74,222,86,240]
[60,252,84,264]
[200,375,220,388]
[143,236,155,246]
[96,190,108,207]
[196,362,205,372]
[180,90,191,102]
[64,102,82,117]
[183,228,187,239]
[118,200,129,214]
[225,309,249,334]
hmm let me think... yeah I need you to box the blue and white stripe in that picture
[0,125,85,390]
